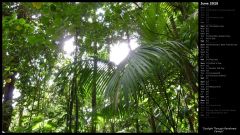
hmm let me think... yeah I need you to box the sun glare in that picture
[13,89,21,99]
[110,39,139,65]
[63,37,75,61]
[12,88,21,107]
[63,37,139,65]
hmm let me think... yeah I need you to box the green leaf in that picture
[19,18,26,25]
[32,2,42,9]
[50,4,57,12]
[16,25,22,31]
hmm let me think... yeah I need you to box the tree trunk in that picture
[134,96,140,133]
[149,113,156,133]
[187,115,195,132]
[110,121,115,133]
[18,105,23,128]
[126,29,132,51]
[169,15,179,39]
[184,61,198,93]
[91,42,97,133]
[74,31,79,133]
[2,73,16,132]
[75,88,79,133]
[68,85,74,132]
[135,116,140,133]
[102,120,106,133]
[148,99,156,133]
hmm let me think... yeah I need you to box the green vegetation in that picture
[2,2,198,133]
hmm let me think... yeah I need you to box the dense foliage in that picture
[2,2,198,133]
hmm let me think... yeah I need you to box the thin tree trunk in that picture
[102,119,106,133]
[66,90,70,132]
[184,61,198,93]
[18,106,23,128]
[149,113,156,133]
[91,42,97,133]
[2,73,16,132]
[169,15,179,39]
[134,95,140,133]
[181,85,195,132]
[136,116,140,133]
[69,62,77,132]
[148,98,156,133]
[187,115,194,132]
[75,81,79,133]
[126,30,132,51]
[69,86,74,132]
[74,29,79,133]
[110,120,115,133]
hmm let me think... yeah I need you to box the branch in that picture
[133,2,143,10]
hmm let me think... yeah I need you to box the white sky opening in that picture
[63,36,139,65]
[48,78,54,86]
[63,37,75,61]
[13,89,21,99]
[88,18,93,23]
[31,14,41,19]
[96,8,105,15]
[96,8,105,22]
[110,39,139,65]
[12,88,21,107]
